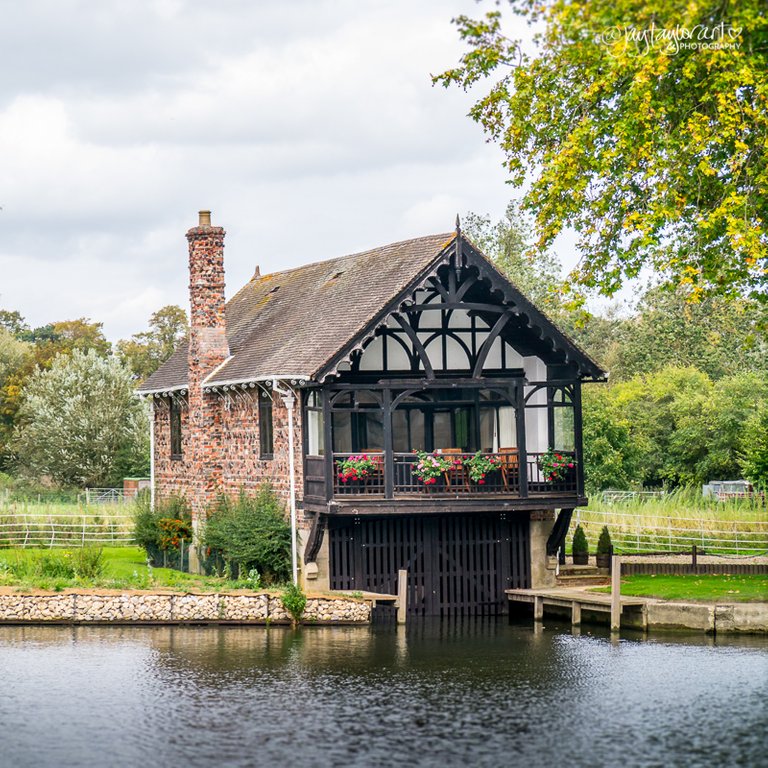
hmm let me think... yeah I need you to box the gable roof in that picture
[139,233,455,393]
[138,231,606,394]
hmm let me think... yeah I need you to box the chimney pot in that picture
[198,210,212,227]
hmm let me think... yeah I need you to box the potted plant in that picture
[465,452,502,490]
[412,451,455,489]
[538,449,576,482]
[336,454,379,489]
[596,525,612,569]
[572,524,589,565]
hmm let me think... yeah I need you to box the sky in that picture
[0,0,563,342]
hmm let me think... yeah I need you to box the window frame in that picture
[170,398,183,461]
[259,390,274,459]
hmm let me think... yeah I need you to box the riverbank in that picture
[0,588,372,624]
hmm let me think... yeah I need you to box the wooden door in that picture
[328,513,530,616]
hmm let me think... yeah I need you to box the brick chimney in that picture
[187,210,229,385]
[186,210,229,530]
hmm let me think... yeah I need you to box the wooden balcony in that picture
[304,450,583,513]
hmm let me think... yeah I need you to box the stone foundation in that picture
[0,591,371,625]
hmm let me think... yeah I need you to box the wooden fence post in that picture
[610,554,622,632]
[396,569,408,624]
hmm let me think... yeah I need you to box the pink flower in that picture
[568,462,574,468]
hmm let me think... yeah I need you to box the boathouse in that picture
[138,211,606,616]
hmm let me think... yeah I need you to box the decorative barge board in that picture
[138,212,606,614]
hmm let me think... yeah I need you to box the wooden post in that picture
[571,601,581,626]
[396,569,408,624]
[610,554,622,632]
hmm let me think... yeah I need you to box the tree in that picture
[41,319,111,361]
[117,305,188,381]
[581,386,640,490]
[740,407,768,487]
[0,329,34,469]
[610,286,768,381]
[13,349,149,487]
[463,201,565,312]
[435,1,768,300]
[0,310,29,338]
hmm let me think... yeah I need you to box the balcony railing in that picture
[328,450,578,500]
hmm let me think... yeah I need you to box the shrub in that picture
[597,526,612,555]
[202,484,291,584]
[572,524,589,555]
[281,582,307,625]
[72,546,105,579]
[39,551,76,579]
[133,493,192,567]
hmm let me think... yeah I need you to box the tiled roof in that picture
[138,233,456,392]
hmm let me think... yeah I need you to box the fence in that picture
[0,488,136,506]
[0,514,134,548]
[573,507,768,556]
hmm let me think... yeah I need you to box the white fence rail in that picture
[0,514,134,548]
[0,488,137,506]
[574,508,768,556]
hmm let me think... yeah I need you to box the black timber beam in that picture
[546,508,574,556]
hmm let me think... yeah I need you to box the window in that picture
[170,399,182,460]
[259,390,274,458]
[306,391,325,456]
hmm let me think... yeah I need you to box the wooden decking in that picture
[506,587,649,630]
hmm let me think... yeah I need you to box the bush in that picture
[133,492,192,567]
[72,546,105,579]
[39,551,76,579]
[572,524,589,555]
[597,526,612,555]
[281,581,307,625]
[202,485,291,584]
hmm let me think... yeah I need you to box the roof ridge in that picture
[244,232,454,285]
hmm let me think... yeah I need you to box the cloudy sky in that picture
[1,0,549,342]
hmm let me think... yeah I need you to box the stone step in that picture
[559,564,601,577]
[556,575,611,587]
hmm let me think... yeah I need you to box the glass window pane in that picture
[433,411,452,450]
[410,409,425,451]
[308,409,324,456]
[259,393,274,458]
[499,407,517,449]
[332,411,352,453]
[392,410,409,453]
[479,408,495,452]
[555,406,575,451]
[363,411,384,450]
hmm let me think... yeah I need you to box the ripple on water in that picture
[0,623,766,768]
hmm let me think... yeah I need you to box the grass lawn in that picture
[593,573,768,603]
[0,546,271,593]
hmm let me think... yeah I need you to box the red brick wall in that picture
[153,393,305,526]
[153,214,307,531]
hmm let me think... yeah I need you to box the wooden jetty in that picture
[506,587,648,631]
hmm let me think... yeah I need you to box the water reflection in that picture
[0,622,766,768]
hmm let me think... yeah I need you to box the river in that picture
[0,621,766,767]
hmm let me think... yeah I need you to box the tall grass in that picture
[0,498,133,548]
[576,488,768,555]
